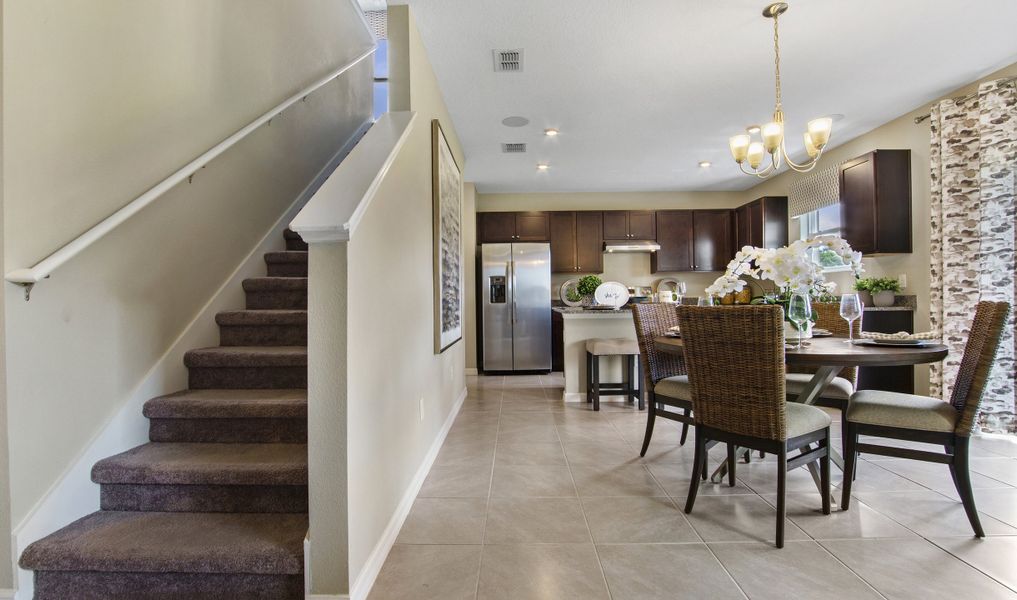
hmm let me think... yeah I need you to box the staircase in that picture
[20,230,311,599]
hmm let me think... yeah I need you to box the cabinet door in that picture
[549,212,577,273]
[692,210,734,272]
[514,212,550,241]
[478,212,516,243]
[759,196,788,249]
[652,211,694,272]
[628,210,656,240]
[575,211,604,273]
[735,204,752,251]
[602,211,630,240]
[840,155,877,254]
[748,200,764,247]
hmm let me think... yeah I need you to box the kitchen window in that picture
[798,204,850,271]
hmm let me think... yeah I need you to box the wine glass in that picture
[787,293,812,349]
[697,295,714,307]
[839,293,863,344]
[675,281,687,305]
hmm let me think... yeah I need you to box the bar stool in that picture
[585,338,642,411]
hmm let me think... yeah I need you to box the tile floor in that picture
[369,373,1017,599]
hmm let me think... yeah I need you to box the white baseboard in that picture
[465,367,478,376]
[307,595,350,599]
[10,120,371,600]
[0,588,15,600]
[347,387,468,600]
[563,392,583,403]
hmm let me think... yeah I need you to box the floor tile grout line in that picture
[926,537,1017,594]
[811,539,892,600]
[472,384,504,599]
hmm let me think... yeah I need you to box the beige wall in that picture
[463,183,478,372]
[345,4,468,590]
[2,0,373,531]
[740,61,1017,394]
[0,4,10,584]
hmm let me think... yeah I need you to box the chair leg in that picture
[952,437,985,538]
[726,443,737,487]
[585,352,593,404]
[624,355,633,404]
[639,394,656,457]
[679,408,690,446]
[776,448,787,549]
[840,424,858,511]
[821,427,831,515]
[685,428,705,513]
[591,355,600,412]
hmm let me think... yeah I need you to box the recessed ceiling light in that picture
[698,161,712,168]
[544,128,560,137]
[502,116,530,127]
[746,125,761,135]
[536,163,550,171]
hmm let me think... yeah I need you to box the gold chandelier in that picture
[729,2,832,178]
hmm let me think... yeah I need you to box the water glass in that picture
[787,293,812,348]
[675,281,687,305]
[697,295,714,307]
[839,293,863,343]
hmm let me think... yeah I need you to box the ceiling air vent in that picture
[493,49,523,72]
[501,143,527,153]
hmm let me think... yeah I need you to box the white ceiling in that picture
[396,0,1017,193]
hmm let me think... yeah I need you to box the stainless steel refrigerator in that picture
[481,243,552,372]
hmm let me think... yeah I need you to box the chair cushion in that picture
[785,373,853,401]
[786,403,833,439]
[586,337,640,356]
[654,376,691,400]
[847,390,958,433]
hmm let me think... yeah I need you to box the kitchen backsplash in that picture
[549,252,724,300]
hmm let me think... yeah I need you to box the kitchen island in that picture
[553,306,642,402]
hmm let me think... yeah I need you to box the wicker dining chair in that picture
[631,304,693,454]
[841,301,1010,537]
[678,305,832,548]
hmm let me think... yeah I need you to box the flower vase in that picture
[872,291,895,307]
[783,320,813,340]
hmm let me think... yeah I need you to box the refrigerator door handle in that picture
[510,260,517,324]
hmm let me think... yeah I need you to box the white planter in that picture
[784,320,813,340]
[872,291,896,307]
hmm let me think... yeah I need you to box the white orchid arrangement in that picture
[705,237,864,300]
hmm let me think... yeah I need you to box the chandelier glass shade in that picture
[729,3,832,178]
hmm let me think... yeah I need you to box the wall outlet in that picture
[898,273,908,289]
[450,366,455,380]
[419,397,425,422]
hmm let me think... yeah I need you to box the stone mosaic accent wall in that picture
[930,78,1017,433]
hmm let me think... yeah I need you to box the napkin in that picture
[860,330,938,341]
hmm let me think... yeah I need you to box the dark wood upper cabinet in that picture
[652,211,694,273]
[840,150,911,254]
[627,211,656,240]
[575,211,604,273]
[477,211,550,243]
[736,196,788,250]
[692,210,734,272]
[549,212,577,272]
[550,211,603,273]
[514,212,550,241]
[602,210,656,240]
[602,211,629,240]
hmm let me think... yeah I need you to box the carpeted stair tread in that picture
[184,346,306,368]
[263,252,307,264]
[216,310,307,326]
[92,443,307,485]
[144,389,307,420]
[242,277,307,291]
[20,511,307,575]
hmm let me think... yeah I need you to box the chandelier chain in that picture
[773,12,782,111]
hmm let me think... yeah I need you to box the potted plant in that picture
[706,237,864,339]
[565,275,603,305]
[855,277,900,308]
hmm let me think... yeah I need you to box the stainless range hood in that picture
[604,240,661,253]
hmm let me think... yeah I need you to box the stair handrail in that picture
[5,44,376,301]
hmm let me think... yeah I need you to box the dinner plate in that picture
[854,339,934,347]
[594,281,630,308]
[811,328,833,338]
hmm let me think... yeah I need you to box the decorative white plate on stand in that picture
[594,281,630,308]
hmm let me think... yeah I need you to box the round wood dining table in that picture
[653,335,948,488]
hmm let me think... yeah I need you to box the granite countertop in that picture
[553,305,634,315]
[863,295,916,312]
[551,295,916,314]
